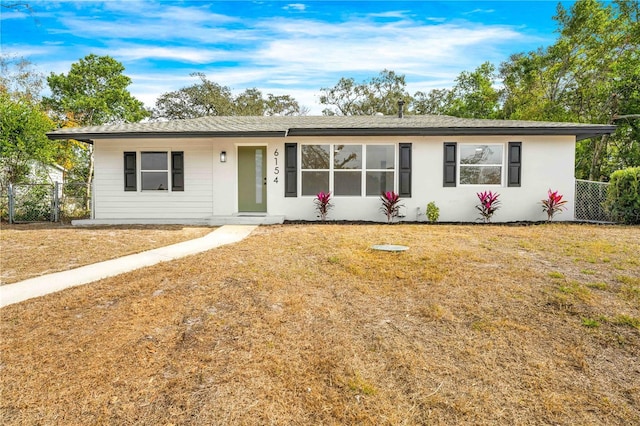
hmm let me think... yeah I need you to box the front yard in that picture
[0,224,213,284]
[1,224,639,424]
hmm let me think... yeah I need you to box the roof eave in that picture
[288,126,617,139]
[46,125,616,141]
[46,130,288,141]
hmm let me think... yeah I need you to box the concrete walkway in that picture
[0,225,257,308]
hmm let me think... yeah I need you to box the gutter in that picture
[46,130,288,141]
[46,125,616,142]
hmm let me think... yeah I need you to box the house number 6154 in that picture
[273,148,280,183]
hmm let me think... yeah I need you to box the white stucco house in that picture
[46,113,615,225]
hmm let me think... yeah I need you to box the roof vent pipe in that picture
[398,100,405,118]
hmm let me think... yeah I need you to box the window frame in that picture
[300,143,396,197]
[300,144,331,196]
[140,151,169,191]
[457,143,505,187]
[365,144,396,197]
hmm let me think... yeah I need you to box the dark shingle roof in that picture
[46,114,616,142]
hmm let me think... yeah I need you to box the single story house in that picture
[46,112,615,224]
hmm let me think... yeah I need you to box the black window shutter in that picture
[398,143,412,197]
[171,151,184,191]
[508,142,522,187]
[124,151,137,191]
[443,142,457,187]
[284,143,297,197]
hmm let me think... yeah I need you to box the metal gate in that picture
[8,183,55,222]
[575,179,612,222]
[4,182,92,223]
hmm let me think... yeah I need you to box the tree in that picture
[152,73,307,119]
[0,55,44,102]
[447,62,501,119]
[44,54,149,126]
[411,88,453,115]
[499,0,640,180]
[43,54,149,207]
[320,70,411,116]
[0,56,58,187]
[0,91,55,186]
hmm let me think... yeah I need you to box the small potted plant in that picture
[314,191,333,221]
[541,189,567,221]
[476,191,501,223]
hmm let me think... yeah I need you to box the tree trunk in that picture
[588,134,609,181]
[85,144,94,212]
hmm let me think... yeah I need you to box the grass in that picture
[1,223,639,424]
[0,223,213,284]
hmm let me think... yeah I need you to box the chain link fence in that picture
[2,182,92,223]
[59,182,92,222]
[575,179,612,222]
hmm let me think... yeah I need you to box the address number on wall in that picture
[273,148,280,183]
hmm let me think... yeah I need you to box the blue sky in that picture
[1,1,571,114]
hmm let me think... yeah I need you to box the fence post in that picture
[53,181,60,222]
[8,183,14,224]
[91,181,95,219]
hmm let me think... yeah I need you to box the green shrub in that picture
[426,201,439,223]
[605,167,640,224]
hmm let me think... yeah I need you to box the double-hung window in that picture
[301,144,395,196]
[334,145,362,196]
[301,145,330,196]
[459,144,503,185]
[141,152,169,190]
[366,145,395,196]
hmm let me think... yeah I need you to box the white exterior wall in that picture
[94,138,217,219]
[92,134,576,222]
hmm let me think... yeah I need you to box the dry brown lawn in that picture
[1,223,639,425]
[0,223,213,284]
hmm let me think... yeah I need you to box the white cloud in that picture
[463,9,496,15]
[105,46,230,63]
[13,2,546,115]
[284,4,307,12]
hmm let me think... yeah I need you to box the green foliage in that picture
[0,56,44,101]
[448,62,501,119]
[499,0,640,180]
[581,317,600,328]
[426,201,440,223]
[153,73,306,119]
[320,70,411,116]
[0,92,56,186]
[44,54,149,126]
[605,167,640,224]
[613,314,640,329]
[12,184,52,222]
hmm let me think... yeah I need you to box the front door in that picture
[238,146,267,212]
